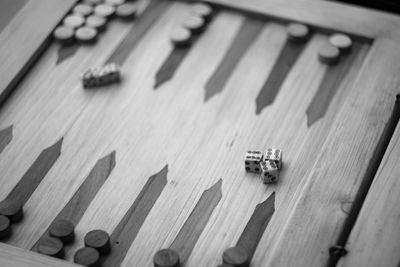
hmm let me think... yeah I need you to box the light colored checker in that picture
[182,15,205,34]
[329,33,352,53]
[75,26,98,44]
[105,0,126,6]
[287,23,310,43]
[116,3,138,20]
[94,4,116,19]
[170,27,192,47]
[318,43,340,65]
[86,15,107,32]
[191,2,213,21]
[53,25,75,44]
[63,14,85,29]
[73,3,93,17]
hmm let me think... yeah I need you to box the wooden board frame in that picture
[1,0,400,266]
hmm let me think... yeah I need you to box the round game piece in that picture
[83,0,103,6]
[182,15,205,34]
[63,14,85,29]
[86,15,107,32]
[53,25,75,45]
[170,27,192,47]
[73,4,94,17]
[329,33,352,53]
[318,43,340,65]
[115,3,138,20]
[0,199,23,223]
[75,26,98,44]
[74,247,101,267]
[37,237,64,259]
[191,2,214,22]
[49,219,75,244]
[94,4,116,19]
[84,229,111,255]
[105,0,126,6]
[0,215,11,240]
[287,23,310,43]
[222,247,249,267]
[153,249,180,267]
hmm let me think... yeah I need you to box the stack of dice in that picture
[82,63,121,88]
[245,148,282,184]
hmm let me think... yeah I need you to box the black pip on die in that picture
[263,148,282,170]
[244,151,263,173]
[260,160,279,184]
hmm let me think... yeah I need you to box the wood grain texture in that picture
[306,41,368,127]
[0,243,79,267]
[32,151,116,251]
[252,38,400,267]
[7,138,63,205]
[101,165,168,267]
[170,179,222,264]
[205,16,264,101]
[56,44,80,66]
[106,0,169,65]
[0,125,13,155]
[208,0,400,39]
[0,0,27,34]
[236,192,275,261]
[255,37,309,114]
[0,0,78,104]
[338,97,400,267]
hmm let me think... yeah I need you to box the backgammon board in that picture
[0,0,400,266]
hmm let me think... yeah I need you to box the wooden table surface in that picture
[0,0,399,266]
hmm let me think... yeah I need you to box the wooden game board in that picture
[0,0,399,266]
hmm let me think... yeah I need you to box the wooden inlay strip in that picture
[106,0,169,65]
[32,151,116,251]
[205,16,264,101]
[170,179,222,263]
[0,0,27,34]
[154,47,191,89]
[0,125,13,155]
[6,138,63,205]
[102,165,168,267]
[306,41,365,127]
[56,44,80,66]
[255,38,309,114]
[236,192,275,261]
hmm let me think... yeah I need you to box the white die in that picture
[260,160,279,184]
[244,150,263,173]
[264,148,282,170]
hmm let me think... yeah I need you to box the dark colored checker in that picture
[6,138,63,205]
[32,151,116,251]
[106,0,169,65]
[306,41,366,127]
[101,165,168,267]
[236,192,275,261]
[169,179,222,264]
[0,125,13,155]
[255,32,310,115]
[205,17,265,101]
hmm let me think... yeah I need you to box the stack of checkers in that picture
[73,229,111,267]
[153,248,181,267]
[0,199,23,241]
[244,148,283,184]
[318,33,353,65]
[37,219,75,259]
[169,2,214,47]
[53,0,139,45]
[82,63,121,88]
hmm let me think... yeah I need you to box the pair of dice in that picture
[82,63,121,88]
[245,148,282,184]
